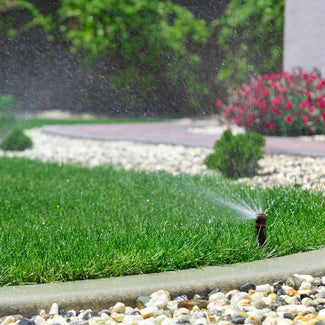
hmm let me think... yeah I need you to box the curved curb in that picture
[1,247,325,317]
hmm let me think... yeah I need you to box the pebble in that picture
[4,275,325,325]
[0,128,324,192]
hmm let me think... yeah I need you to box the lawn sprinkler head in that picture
[255,213,267,247]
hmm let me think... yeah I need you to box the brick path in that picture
[42,121,325,157]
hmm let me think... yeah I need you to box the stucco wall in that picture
[284,0,325,76]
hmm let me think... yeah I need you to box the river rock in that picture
[239,282,256,293]
[286,275,301,290]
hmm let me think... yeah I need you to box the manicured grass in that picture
[0,156,324,286]
[16,117,164,130]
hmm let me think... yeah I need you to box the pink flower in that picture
[301,72,308,79]
[272,74,280,80]
[317,79,325,90]
[246,113,255,128]
[309,106,315,113]
[322,113,325,120]
[215,99,223,107]
[264,121,276,130]
[260,91,269,98]
[252,97,258,104]
[258,100,266,110]
[300,101,309,109]
[243,89,251,97]
[263,74,271,81]
[285,101,293,110]
[237,107,245,114]
[234,115,242,126]
[281,71,290,79]
[285,115,293,124]
[309,74,317,81]
[303,117,309,125]
[271,97,281,105]
[319,101,325,109]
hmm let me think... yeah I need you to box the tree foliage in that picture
[216,0,284,87]
[2,0,211,113]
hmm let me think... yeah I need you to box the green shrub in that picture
[216,0,284,87]
[8,0,211,112]
[0,128,33,151]
[204,130,265,178]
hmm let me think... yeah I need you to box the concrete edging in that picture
[1,247,325,317]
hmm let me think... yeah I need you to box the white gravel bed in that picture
[0,128,324,192]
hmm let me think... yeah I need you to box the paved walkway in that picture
[42,120,325,157]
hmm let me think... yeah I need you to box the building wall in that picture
[284,0,325,76]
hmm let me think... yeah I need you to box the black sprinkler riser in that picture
[256,213,267,247]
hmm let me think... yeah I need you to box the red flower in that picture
[285,115,293,124]
[285,101,293,110]
[260,90,269,98]
[303,117,309,125]
[300,101,309,109]
[301,72,308,79]
[322,113,325,121]
[258,101,266,109]
[243,89,251,97]
[281,71,290,79]
[271,97,281,105]
[246,113,255,128]
[215,99,223,107]
[317,79,325,90]
[264,121,276,130]
[234,115,242,126]
[263,74,271,81]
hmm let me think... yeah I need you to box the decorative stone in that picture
[1,317,16,325]
[112,302,126,314]
[122,315,143,325]
[208,288,220,298]
[177,300,209,310]
[18,319,34,325]
[239,283,256,293]
[208,292,227,302]
[270,297,287,311]
[147,293,170,309]
[111,312,125,322]
[173,296,188,303]
[89,317,105,325]
[286,275,301,290]
[230,292,252,305]
[83,312,99,320]
[137,296,152,309]
[192,318,208,325]
[140,307,158,319]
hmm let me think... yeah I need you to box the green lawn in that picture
[16,117,163,130]
[0,156,324,286]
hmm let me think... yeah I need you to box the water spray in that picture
[255,213,267,247]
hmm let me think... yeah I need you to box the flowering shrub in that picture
[216,71,325,136]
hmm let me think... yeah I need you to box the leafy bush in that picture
[0,94,17,139]
[216,0,284,87]
[9,0,211,112]
[204,130,265,179]
[216,70,325,136]
[0,127,33,151]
